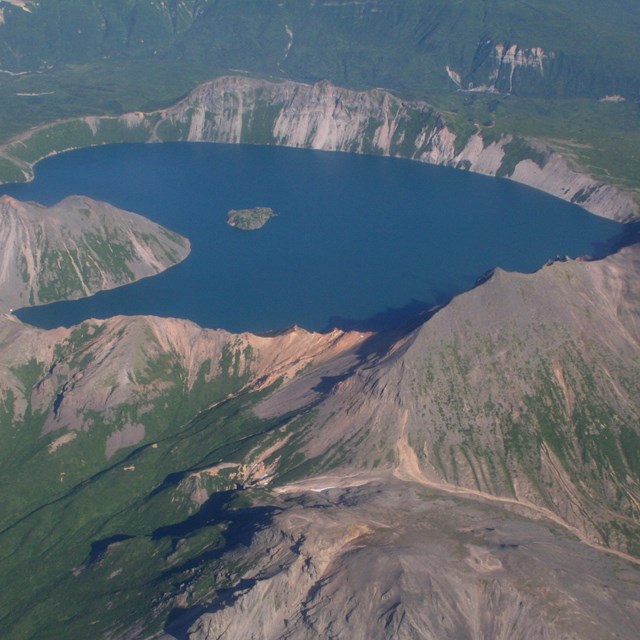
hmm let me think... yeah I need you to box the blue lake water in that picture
[3,142,625,333]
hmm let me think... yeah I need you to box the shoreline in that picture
[0,75,636,222]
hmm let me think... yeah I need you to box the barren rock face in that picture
[251,247,640,556]
[150,76,639,220]
[0,194,190,311]
[3,76,637,221]
[175,482,640,640]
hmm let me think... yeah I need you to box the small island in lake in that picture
[227,206,278,230]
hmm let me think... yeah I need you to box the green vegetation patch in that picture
[431,92,640,195]
[7,119,96,164]
[241,99,281,145]
[496,137,549,178]
[227,206,278,231]
[0,347,288,638]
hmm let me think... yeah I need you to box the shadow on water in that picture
[608,220,640,253]
[310,299,446,397]
[323,288,454,333]
[324,298,436,333]
[323,223,640,336]
[161,490,279,640]
[308,228,640,397]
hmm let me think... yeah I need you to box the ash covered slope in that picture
[0,194,190,311]
[173,482,640,640]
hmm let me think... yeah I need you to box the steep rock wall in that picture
[155,76,638,220]
[3,76,637,221]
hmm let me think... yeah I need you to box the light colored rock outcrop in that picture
[447,42,552,94]
[510,153,637,220]
[3,76,637,221]
[150,76,638,220]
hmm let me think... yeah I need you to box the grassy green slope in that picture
[431,92,640,191]
[0,391,281,639]
[2,246,640,636]
[0,319,284,639]
[1,1,639,99]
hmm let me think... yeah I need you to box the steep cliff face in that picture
[176,77,640,219]
[447,42,551,94]
[0,194,190,311]
[3,76,636,221]
[143,76,640,220]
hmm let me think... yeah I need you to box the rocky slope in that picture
[0,313,364,461]
[254,246,640,556]
[2,76,637,220]
[0,311,370,638]
[152,246,640,638]
[169,482,640,640]
[1,245,639,638]
[0,194,190,311]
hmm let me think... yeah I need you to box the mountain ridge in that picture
[1,76,636,220]
[0,2,639,637]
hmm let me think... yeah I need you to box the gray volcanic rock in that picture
[0,313,364,450]
[0,194,190,311]
[170,482,640,640]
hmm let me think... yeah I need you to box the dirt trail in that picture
[393,409,640,567]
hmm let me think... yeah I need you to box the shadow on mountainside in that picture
[162,490,279,640]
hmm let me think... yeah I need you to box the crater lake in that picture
[3,142,625,333]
